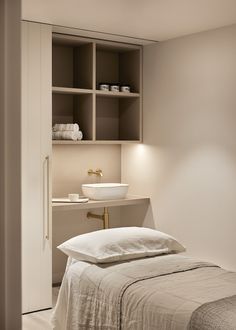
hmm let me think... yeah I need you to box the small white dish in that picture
[52,197,89,203]
[68,193,79,201]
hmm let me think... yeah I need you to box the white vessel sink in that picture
[82,183,129,200]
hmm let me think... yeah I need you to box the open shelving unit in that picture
[52,33,142,144]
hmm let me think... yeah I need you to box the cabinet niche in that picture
[96,96,140,141]
[52,35,93,89]
[96,44,141,93]
[52,93,93,141]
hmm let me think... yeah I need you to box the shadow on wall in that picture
[120,203,155,229]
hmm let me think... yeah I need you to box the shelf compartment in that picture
[96,96,140,141]
[96,90,140,98]
[52,86,93,95]
[96,44,141,93]
[52,93,93,141]
[52,33,93,89]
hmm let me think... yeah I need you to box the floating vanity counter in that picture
[52,195,150,211]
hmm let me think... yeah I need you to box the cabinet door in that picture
[21,21,52,314]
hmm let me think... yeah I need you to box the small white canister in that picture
[68,193,80,201]
[110,84,120,92]
[120,85,131,93]
[99,83,109,91]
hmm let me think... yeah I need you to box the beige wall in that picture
[121,24,236,271]
[52,145,121,282]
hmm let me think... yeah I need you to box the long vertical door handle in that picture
[44,155,50,240]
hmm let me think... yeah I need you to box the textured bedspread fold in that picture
[188,295,236,330]
[52,255,236,330]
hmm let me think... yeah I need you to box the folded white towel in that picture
[53,123,79,132]
[52,130,83,141]
[77,130,83,140]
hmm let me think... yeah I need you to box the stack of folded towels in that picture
[52,123,83,141]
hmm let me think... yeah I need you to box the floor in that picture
[22,287,60,330]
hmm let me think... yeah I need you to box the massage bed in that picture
[52,227,236,329]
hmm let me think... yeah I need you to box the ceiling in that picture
[22,0,236,42]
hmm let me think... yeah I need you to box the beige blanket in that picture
[188,295,236,330]
[52,254,236,330]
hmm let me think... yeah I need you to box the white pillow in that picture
[57,227,185,264]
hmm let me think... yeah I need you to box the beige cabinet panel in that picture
[22,21,52,314]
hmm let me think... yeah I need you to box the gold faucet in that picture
[88,169,103,177]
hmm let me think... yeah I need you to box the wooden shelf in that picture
[52,195,150,211]
[95,140,141,144]
[52,86,93,95]
[52,140,141,145]
[52,87,139,98]
[96,90,140,98]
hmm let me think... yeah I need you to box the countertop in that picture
[52,195,150,211]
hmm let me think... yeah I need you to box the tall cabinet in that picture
[21,21,52,313]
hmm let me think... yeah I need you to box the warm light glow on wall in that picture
[135,143,147,155]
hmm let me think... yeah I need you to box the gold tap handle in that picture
[87,169,103,177]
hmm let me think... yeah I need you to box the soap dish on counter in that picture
[52,197,89,203]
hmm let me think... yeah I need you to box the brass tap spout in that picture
[88,169,103,177]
